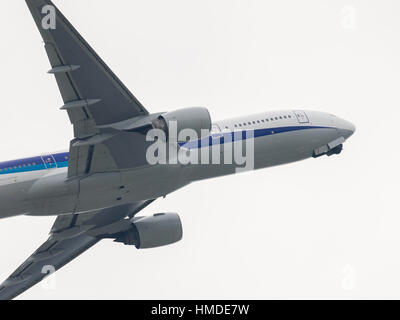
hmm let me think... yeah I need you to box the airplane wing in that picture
[0,200,154,300]
[26,0,152,177]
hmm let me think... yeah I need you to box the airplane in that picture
[0,0,355,300]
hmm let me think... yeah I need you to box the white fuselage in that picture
[0,110,355,219]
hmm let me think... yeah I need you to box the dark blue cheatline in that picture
[180,125,332,149]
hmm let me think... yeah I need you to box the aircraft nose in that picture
[338,118,356,139]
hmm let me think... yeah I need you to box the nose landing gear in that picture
[326,144,343,156]
[313,143,343,158]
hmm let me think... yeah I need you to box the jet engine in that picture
[152,107,211,142]
[114,212,183,249]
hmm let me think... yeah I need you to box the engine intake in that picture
[152,107,211,142]
[115,212,183,249]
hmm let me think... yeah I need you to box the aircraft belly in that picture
[187,127,339,182]
[27,169,79,216]
[253,127,338,168]
[121,164,189,200]
[75,164,187,214]
[0,182,32,219]
[76,171,122,213]
[0,171,45,218]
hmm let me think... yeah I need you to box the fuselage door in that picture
[293,110,310,124]
[41,153,57,169]
[211,124,223,139]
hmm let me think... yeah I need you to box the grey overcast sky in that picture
[0,0,399,299]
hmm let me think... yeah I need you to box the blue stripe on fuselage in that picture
[180,125,331,149]
[0,126,331,175]
[0,152,69,175]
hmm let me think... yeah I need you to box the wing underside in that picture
[26,0,152,177]
[0,200,154,300]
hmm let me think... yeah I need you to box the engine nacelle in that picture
[152,107,211,142]
[115,212,183,249]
